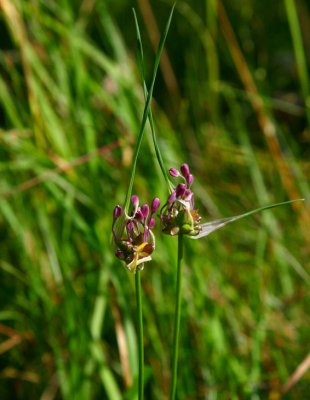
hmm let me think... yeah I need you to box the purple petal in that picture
[184,189,192,200]
[135,209,144,220]
[141,204,149,219]
[187,174,194,186]
[131,195,139,206]
[180,163,190,178]
[169,168,179,177]
[176,183,186,197]
[126,221,135,239]
[148,217,156,229]
[168,191,177,203]
[113,205,122,220]
[151,197,160,213]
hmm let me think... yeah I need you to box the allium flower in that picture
[160,163,202,236]
[112,195,160,273]
[160,163,299,239]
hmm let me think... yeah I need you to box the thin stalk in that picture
[132,8,173,192]
[137,57,171,189]
[135,269,144,400]
[124,5,175,213]
[170,234,184,400]
[284,0,310,126]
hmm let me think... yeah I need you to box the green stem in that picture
[284,0,310,126]
[124,5,175,213]
[170,234,184,400]
[132,9,172,191]
[135,270,144,400]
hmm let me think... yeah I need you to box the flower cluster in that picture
[112,162,294,269]
[112,165,202,272]
[160,163,202,236]
[112,195,160,273]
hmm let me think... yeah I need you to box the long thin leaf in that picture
[191,199,304,239]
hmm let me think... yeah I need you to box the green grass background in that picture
[0,0,309,399]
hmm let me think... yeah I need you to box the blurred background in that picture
[0,0,309,399]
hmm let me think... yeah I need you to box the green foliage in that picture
[0,0,309,399]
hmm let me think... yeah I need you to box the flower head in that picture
[160,164,202,236]
[161,163,303,240]
[112,196,160,273]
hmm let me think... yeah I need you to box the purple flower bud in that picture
[141,204,149,219]
[126,221,135,239]
[180,163,190,178]
[168,191,177,203]
[176,183,186,197]
[148,217,156,229]
[187,174,194,186]
[184,189,192,201]
[115,249,125,259]
[169,168,179,177]
[113,205,122,220]
[151,197,160,213]
[135,209,144,220]
[131,195,139,206]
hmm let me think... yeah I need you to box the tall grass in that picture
[0,0,309,399]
